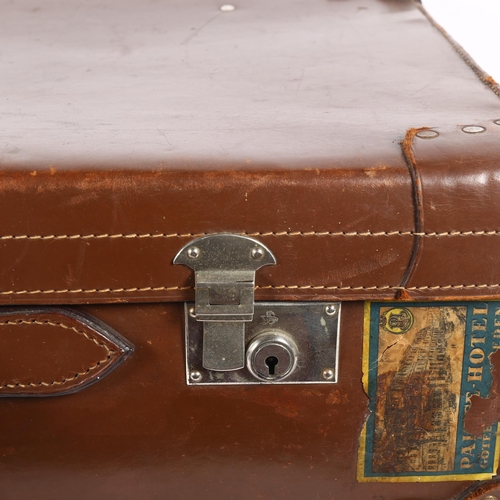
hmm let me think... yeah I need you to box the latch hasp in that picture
[173,233,276,371]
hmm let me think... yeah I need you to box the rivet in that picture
[188,307,196,319]
[322,369,335,381]
[415,130,439,139]
[187,246,200,259]
[462,125,486,134]
[220,4,235,12]
[494,119,500,126]
[190,371,202,382]
[484,496,499,500]
[325,304,337,316]
[251,247,264,260]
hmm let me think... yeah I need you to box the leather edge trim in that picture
[454,477,500,500]
[398,127,427,292]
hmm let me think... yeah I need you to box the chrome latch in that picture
[173,234,276,371]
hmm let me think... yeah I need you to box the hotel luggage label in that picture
[359,301,500,482]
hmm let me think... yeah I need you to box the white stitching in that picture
[0,284,500,295]
[258,284,500,291]
[1,230,500,240]
[0,286,192,295]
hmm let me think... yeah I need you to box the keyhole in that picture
[265,356,279,376]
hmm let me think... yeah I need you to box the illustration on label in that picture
[359,302,500,482]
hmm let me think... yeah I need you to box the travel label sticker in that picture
[359,302,500,482]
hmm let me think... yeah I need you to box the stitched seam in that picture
[0,319,115,389]
[0,286,192,295]
[1,284,500,295]
[259,284,500,291]
[2,230,500,240]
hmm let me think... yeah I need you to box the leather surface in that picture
[0,166,415,303]
[405,120,500,298]
[1,0,498,165]
[0,0,499,304]
[1,1,500,497]
[0,302,479,500]
[0,308,133,396]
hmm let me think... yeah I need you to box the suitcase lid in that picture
[1,0,500,305]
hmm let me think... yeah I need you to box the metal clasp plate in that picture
[184,301,341,385]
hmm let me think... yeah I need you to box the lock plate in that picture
[185,302,341,385]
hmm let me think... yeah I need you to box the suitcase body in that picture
[2,0,500,498]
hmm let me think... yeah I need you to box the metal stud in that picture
[251,247,265,260]
[325,304,337,316]
[484,496,499,500]
[322,369,335,381]
[190,371,202,382]
[187,246,200,259]
[494,119,500,126]
[188,307,196,319]
[462,125,486,134]
[220,4,235,12]
[415,129,439,139]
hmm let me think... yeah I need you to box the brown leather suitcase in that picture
[2,0,500,498]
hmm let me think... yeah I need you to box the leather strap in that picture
[403,120,500,300]
[0,307,134,396]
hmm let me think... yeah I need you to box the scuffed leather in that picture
[0,0,499,305]
[0,0,499,497]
